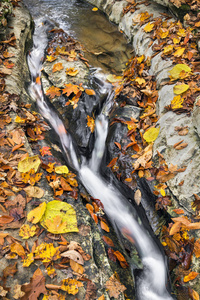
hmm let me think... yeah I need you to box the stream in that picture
[23,1,176,299]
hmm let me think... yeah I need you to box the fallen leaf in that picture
[169,221,182,235]
[173,208,184,214]
[70,259,84,274]
[18,155,41,173]
[46,86,61,99]
[143,22,154,32]
[100,220,110,232]
[134,189,141,205]
[52,62,63,73]
[46,55,57,62]
[40,146,52,156]
[105,274,126,298]
[21,268,47,300]
[34,243,60,263]
[19,224,37,239]
[106,74,122,83]
[13,284,25,299]
[174,84,189,95]
[40,200,79,234]
[23,252,34,267]
[102,236,114,247]
[0,286,8,297]
[87,115,95,133]
[60,177,73,191]
[61,249,84,265]
[85,89,96,96]
[62,83,81,96]
[55,165,69,174]
[85,281,97,300]
[61,278,83,295]
[92,7,98,11]
[107,157,118,168]
[10,243,25,258]
[66,68,79,76]
[143,127,160,143]
[183,272,198,283]
[0,215,14,225]
[113,250,129,268]
[174,47,185,57]
[24,186,44,198]
[171,95,184,109]
[169,64,191,80]
[27,202,47,224]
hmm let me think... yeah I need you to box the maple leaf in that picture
[34,243,60,263]
[143,22,154,33]
[46,55,57,62]
[52,62,63,73]
[46,86,61,99]
[19,224,37,239]
[105,274,126,298]
[40,146,52,156]
[21,268,47,300]
[61,278,83,294]
[23,252,34,267]
[62,83,81,96]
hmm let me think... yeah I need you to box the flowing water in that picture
[24,1,176,299]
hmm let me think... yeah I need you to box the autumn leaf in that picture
[158,28,169,39]
[52,62,63,73]
[27,202,47,224]
[163,45,173,55]
[135,77,146,85]
[183,272,199,282]
[62,83,81,96]
[143,127,160,143]
[101,220,110,232]
[87,115,95,133]
[61,278,83,294]
[18,155,41,173]
[85,89,96,96]
[102,236,114,247]
[113,250,129,268]
[169,64,191,80]
[105,274,126,298]
[106,74,122,83]
[143,22,154,32]
[19,224,37,239]
[174,47,185,57]
[173,84,189,95]
[66,68,79,76]
[40,200,79,234]
[0,215,14,225]
[107,157,118,168]
[171,95,184,109]
[34,243,60,262]
[46,55,57,62]
[61,249,84,265]
[46,86,61,99]
[40,146,52,156]
[21,268,46,300]
[60,176,73,191]
[10,243,26,258]
[173,208,184,214]
[194,239,200,258]
[92,7,98,11]
[55,165,69,174]
[24,186,44,198]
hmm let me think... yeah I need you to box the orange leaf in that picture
[46,86,61,99]
[102,236,114,247]
[91,212,98,224]
[113,250,129,268]
[87,115,95,133]
[12,143,24,152]
[85,89,96,96]
[52,62,64,73]
[194,239,200,258]
[100,220,110,232]
[0,215,14,225]
[183,272,198,282]
[114,142,121,150]
[60,177,73,191]
[173,208,184,214]
[107,157,118,168]
[66,68,79,76]
[86,203,94,214]
[62,83,80,96]
[39,146,52,156]
[169,221,181,235]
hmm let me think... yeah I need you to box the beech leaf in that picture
[173,84,189,95]
[143,127,160,143]
[169,64,191,80]
[18,155,41,173]
[27,202,47,224]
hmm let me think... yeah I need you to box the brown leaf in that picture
[194,239,200,258]
[87,115,95,133]
[102,236,114,247]
[174,142,188,150]
[0,215,14,225]
[169,221,182,235]
[173,208,184,214]
[46,86,61,99]
[3,262,17,279]
[21,268,47,300]
[61,250,84,265]
[85,281,97,300]
[69,259,84,274]
[100,220,110,232]
[114,142,121,150]
[60,177,73,191]
[113,250,129,268]
[105,274,126,298]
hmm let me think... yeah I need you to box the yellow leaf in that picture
[177,28,186,37]
[55,165,69,174]
[158,28,169,39]
[92,7,98,11]
[24,186,44,198]
[23,252,34,267]
[174,47,185,57]
[27,202,46,224]
[66,68,79,76]
[18,155,41,173]
[173,37,181,44]
[40,200,79,234]
[135,77,146,85]
[15,116,26,123]
[137,55,145,64]
[34,243,60,262]
[46,266,56,277]
[61,278,83,294]
[163,45,173,55]
[143,22,154,33]
[19,224,37,239]
[174,84,189,95]
[191,289,199,300]
[160,188,166,196]
[52,62,63,73]
[143,127,160,143]
[46,55,57,62]
[169,64,191,80]
[171,95,184,109]
[87,115,95,133]
[106,74,122,83]
[44,215,68,234]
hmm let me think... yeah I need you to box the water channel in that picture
[23,0,176,299]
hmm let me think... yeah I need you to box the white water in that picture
[27,21,175,300]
